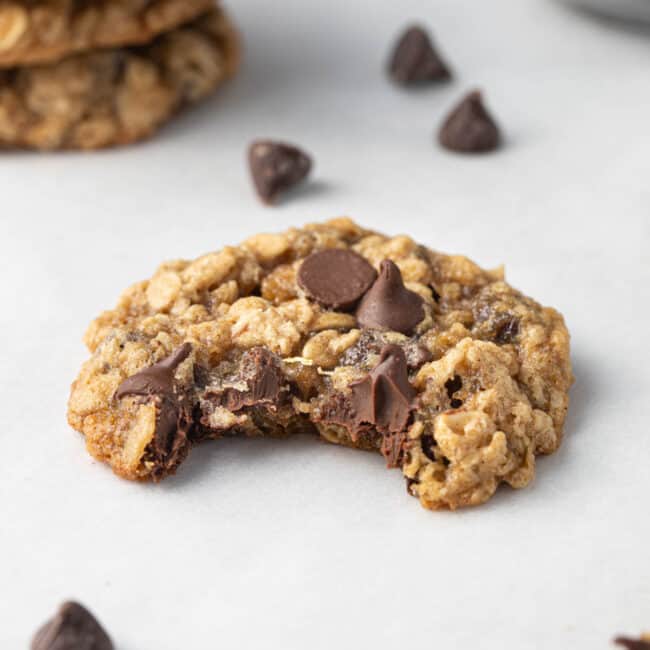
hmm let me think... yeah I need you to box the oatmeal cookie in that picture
[0,0,215,68]
[0,6,238,150]
[68,219,573,510]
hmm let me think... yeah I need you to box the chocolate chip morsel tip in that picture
[31,601,113,650]
[356,259,424,335]
[439,90,501,153]
[248,140,312,204]
[388,25,452,85]
[297,248,377,310]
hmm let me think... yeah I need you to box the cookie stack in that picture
[0,0,239,150]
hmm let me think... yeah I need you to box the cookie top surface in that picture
[0,7,239,150]
[0,0,214,68]
[68,218,572,511]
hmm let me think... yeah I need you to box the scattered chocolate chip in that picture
[495,317,519,344]
[206,348,285,412]
[615,638,650,650]
[116,343,193,478]
[388,25,451,85]
[31,601,113,650]
[439,90,500,153]
[351,344,416,439]
[297,249,377,310]
[430,285,441,303]
[356,259,424,335]
[248,140,312,204]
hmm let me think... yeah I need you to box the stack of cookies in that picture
[0,0,239,150]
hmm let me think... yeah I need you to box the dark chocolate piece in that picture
[388,25,451,85]
[615,638,650,650]
[297,249,378,310]
[248,140,312,204]
[116,343,192,478]
[31,601,113,650]
[356,259,424,334]
[116,343,191,399]
[350,344,416,436]
[206,348,285,412]
[439,90,500,153]
[495,317,519,344]
[445,375,463,408]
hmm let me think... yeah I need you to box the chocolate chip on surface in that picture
[31,601,113,650]
[614,638,650,650]
[350,344,416,437]
[248,140,312,204]
[356,259,424,334]
[439,90,500,153]
[297,249,377,310]
[388,25,451,85]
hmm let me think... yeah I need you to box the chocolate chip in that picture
[116,343,192,478]
[439,90,500,153]
[115,343,192,400]
[615,638,650,650]
[381,430,410,469]
[430,285,441,303]
[420,433,436,462]
[495,317,519,344]
[297,249,377,310]
[356,259,424,335]
[206,348,285,412]
[248,140,312,204]
[388,25,451,85]
[351,344,416,436]
[31,601,113,650]
[444,375,462,397]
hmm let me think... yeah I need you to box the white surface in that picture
[1,1,649,648]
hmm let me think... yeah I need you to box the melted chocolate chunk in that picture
[31,601,113,650]
[320,346,416,466]
[248,140,312,204]
[439,90,500,153]
[388,25,451,85]
[350,344,416,443]
[356,259,424,335]
[495,317,519,344]
[206,348,285,412]
[297,249,378,310]
[381,430,410,469]
[116,343,192,477]
[116,343,191,399]
[615,638,650,650]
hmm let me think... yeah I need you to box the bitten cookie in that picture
[0,0,215,68]
[68,219,573,511]
[0,6,239,150]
